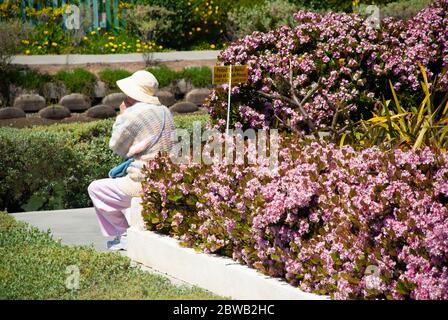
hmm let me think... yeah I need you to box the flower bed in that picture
[141,137,448,299]
[205,0,448,132]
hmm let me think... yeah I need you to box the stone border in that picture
[127,198,328,300]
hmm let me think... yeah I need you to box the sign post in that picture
[213,65,249,135]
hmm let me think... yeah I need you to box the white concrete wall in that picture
[127,197,328,300]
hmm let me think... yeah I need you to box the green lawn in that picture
[0,211,226,300]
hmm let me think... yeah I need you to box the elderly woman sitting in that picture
[88,70,175,251]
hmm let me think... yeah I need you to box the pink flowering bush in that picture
[141,137,448,299]
[205,0,448,134]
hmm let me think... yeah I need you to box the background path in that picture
[11,207,112,251]
[12,50,221,65]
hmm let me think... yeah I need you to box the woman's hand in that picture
[119,101,127,114]
[119,96,137,114]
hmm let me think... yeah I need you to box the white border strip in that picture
[12,51,220,65]
[127,198,328,300]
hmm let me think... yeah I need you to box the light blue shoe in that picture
[107,233,127,251]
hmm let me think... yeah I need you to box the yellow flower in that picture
[84,36,88,40]
[159,45,163,49]
[43,30,49,35]
[108,36,114,40]
[105,44,109,47]
[21,40,29,45]
[25,50,30,55]
[90,31,96,35]
[127,45,131,48]
[37,46,42,49]
[136,39,140,43]
[136,48,141,52]
[144,45,148,49]
[210,44,215,49]
[111,48,115,52]
[196,27,201,31]
[44,41,49,45]
[114,44,118,48]
[122,41,126,45]
[52,42,57,47]
[136,43,141,48]
[189,31,192,36]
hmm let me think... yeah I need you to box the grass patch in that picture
[147,65,179,88]
[98,68,132,91]
[147,65,212,88]
[181,66,212,88]
[0,211,225,300]
[54,68,97,96]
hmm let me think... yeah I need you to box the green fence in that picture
[3,0,135,32]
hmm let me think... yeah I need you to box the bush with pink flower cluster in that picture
[141,137,448,299]
[205,0,448,134]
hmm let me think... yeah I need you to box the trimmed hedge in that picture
[0,114,209,212]
[0,119,120,212]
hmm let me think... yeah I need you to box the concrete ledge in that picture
[127,198,328,300]
[12,51,220,65]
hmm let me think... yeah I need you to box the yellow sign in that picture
[213,65,249,85]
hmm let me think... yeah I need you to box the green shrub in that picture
[227,0,300,40]
[0,114,209,211]
[54,68,96,96]
[98,68,132,91]
[0,20,20,70]
[1,66,52,106]
[181,66,212,87]
[147,65,179,87]
[288,0,396,12]
[0,129,79,212]
[0,212,223,300]
[173,113,210,135]
[7,67,52,91]
[380,0,429,19]
[0,119,119,212]
[147,65,213,88]
[134,0,192,49]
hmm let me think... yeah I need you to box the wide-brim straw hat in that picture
[116,70,161,105]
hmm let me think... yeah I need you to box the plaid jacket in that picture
[109,102,175,186]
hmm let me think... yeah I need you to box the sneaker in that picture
[107,233,127,251]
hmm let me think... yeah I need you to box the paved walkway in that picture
[11,207,112,251]
[12,50,220,65]
[10,208,191,286]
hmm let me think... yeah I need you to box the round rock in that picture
[86,104,116,119]
[0,107,26,119]
[59,93,90,112]
[102,92,127,110]
[13,94,46,112]
[186,88,211,106]
[169,102,199,114]
[156,90,176,107]
[38,105,71,120]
